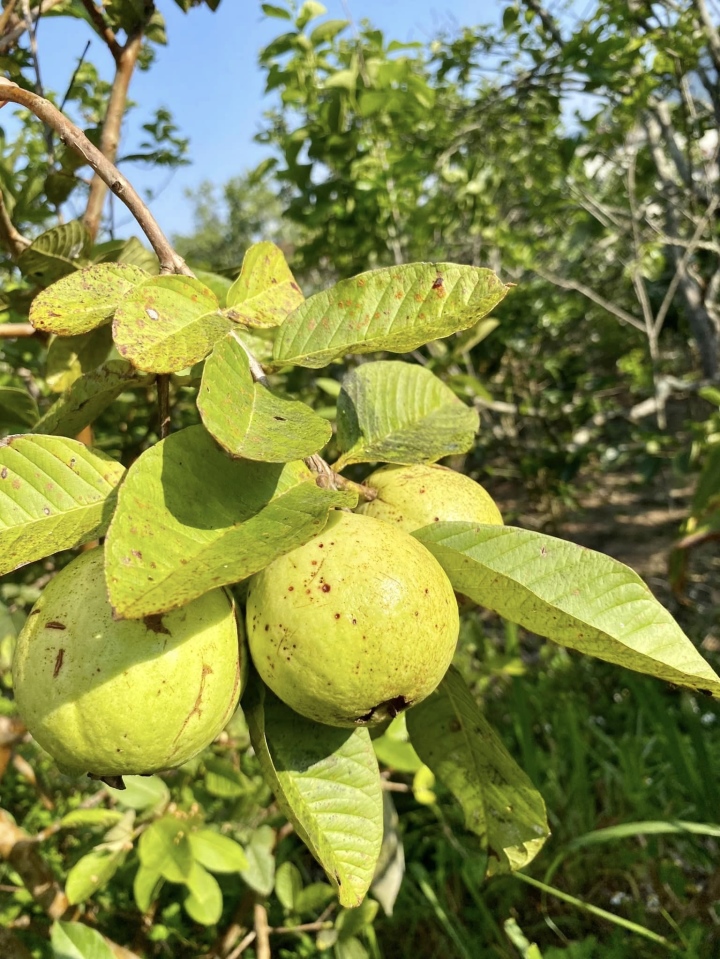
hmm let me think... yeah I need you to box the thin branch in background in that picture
[84,33,144,241]
[535,268,647,333]
[0,0,67,54]
[0,0,20,37]
[157,375,171,439]
[0,80,190,275]
[0,190,31,260]
[253,902,271,959]
[626,149,659,364]
[59,39,92,113]
[79,0,122,63]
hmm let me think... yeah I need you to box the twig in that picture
[271,920,334,934]
[79,0,122,63]
[157,375,171,439]
[226,930,256,959]
[84,33,144,240]
[0,80,190,276]
[0,191,31,260]
[60,39,92,113]
[253,902,271,959]
[0,0,64,55]
[0,0,19,36]
[535,268,646,333]
[0,324,36,338]
[20,0,45,100]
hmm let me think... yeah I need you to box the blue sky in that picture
[31,1,503,237]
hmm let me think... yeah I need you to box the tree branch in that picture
[692,0,720,75]
[0,0,65,54]
[535,269,647,333]
[83,33,143,240]
[0,191,31,260]
[0,324,36,338]
[79,0,122,63]
[0,80,190,275]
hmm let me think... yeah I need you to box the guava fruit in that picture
[246,511,459,727]
[12,549,245,779]
[356,463,503,531]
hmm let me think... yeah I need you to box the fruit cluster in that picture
[12,464,502,780]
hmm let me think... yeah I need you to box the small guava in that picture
[246,511,459,727]
[356,463,503,531]
[12,549,245,779]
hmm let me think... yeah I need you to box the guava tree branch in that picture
[0,324,36,338]
[0,190,31,261]
[83,32,144,241]
[79,0,123,63]
[0,80,191,276]
[0,0,65,54]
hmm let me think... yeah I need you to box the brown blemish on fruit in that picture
[45,621,66,630]
[334,613,341,619]
[288,585,294,591]
[171,663,213,749]
[143,614,170,636]
[132,549,143,561]
[0,468,7,479]
[321,583,331,593]
[355,695,410,725]
[53,648,65,677]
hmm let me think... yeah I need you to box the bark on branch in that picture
[0,80,190,276]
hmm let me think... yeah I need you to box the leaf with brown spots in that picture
[273,262,509,369]
[0,434,125,576]
[223,241,304,329]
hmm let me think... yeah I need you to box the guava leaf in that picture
[18,221,91,287]
[240,824,276,896]
[0,387,38,430]
[335,360,479,469]
[224,241,304,328]
[94,235,159,274]
[50,921,117,959]
[415,523,720,697]
[194,269,233,305]
[30,263,147,334]
[133,864,163,913]
[138,816,194,883]
[104,425,355,617]
[108,775,170,811]
[46,326,115,393]
[184,862,223,925]
[0,434,125,575]
[113,275,231,373]
[273,263,509,369]
[199,333,331,461]
[66,846,127,904]
[35,361,154,437]
[245,678,383,907]
[59,809,125,830]
[406,666,549,874]
[203,757,249,798]
[371,793,405,917]
[275,861,303,910]
[189,829,248,873]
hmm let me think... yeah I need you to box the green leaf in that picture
[262,2,292,18]
[295,881,335,916]
[275,860,303,910]
[66,846,127,904]
[240,823,276,895]
[113,275,230,373]
[50,921,116,959]
[34,361,153,437]
[138,816,194,883]
[193,269,233,306]
[372,716,423,774]
[415,523,720,697]
[225,241,304,328]
[297,0,326,29]
[30,263,147,335]
[336,898,379,939]
[45,326,115,393]
[371,793,404,917]
[133,863,163,912]
[204,756,249,798]
[406,666,549,874]
[60,809,125,830]
[108,774,170,810]
[189,829,248,873]
[273,263,509,369]
[184,862,223,925]
[334,938,369,959]
[199,333,331,461]
[335,361,479,469]
[0,434,125,575]
[246,678,383,907]
[18,221,91,287]
[104,425,355,617]
[0,386,38,429]
[310,18,348,44]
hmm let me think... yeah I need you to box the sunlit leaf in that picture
[45,326,115,393]
[246,678,383,907]
[18,221,91,287]
[0,434,124,575]
[30,263,146,334]
[273,263,508,368]
[225,241,304,328]
[407,666,549,873]
[415,523,720,697]
[335,360,478,469]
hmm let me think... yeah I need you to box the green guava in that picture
[356,463,503,531]
[246,511,459,727]
[12,549,245,778]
